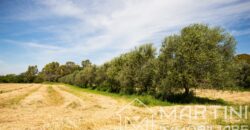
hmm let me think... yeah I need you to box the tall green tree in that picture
[236,54,250,88]
[81,59,91,69]
[94,65,109,91]
[156,35,180,98]
[23,65,38,83]
[158,24,236,96]
[134,44,156,94]
[75,65,96,88]
[57,61,80,77]
[105,57,123,93]
[41,62,60,82]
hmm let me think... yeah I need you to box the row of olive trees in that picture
[1,24,249,100]
[0,66,38,83]
[0,61,81,83]
[59,44,157,94]
[58,24,247,100]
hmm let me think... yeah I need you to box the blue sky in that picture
[0,0,250,75]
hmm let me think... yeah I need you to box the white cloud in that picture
[38,0,85,19]
[1,0,250,74]
[27,42,62,50]
[231,29,250,36]
[3,39,63,51]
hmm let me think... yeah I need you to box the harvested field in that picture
[0,84,31,94]
[0,84,249,130]
[195,89,250,105]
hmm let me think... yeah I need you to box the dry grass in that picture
[47,86,64,106]
[0,85,40,108]
[195,89,250,105]
[0,84,249,130]
[0,83,30,94]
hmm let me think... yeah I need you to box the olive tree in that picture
[158,24,236,96]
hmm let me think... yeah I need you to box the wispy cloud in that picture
[32,1,250,51]
[232,29,250,36]
[1,0,250,74]
[27,42,62,50]
[3,39,63,51]
[39,0,85,19]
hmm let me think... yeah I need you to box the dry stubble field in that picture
[0,83,249,130]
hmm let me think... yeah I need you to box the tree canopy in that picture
[1,23,249,101]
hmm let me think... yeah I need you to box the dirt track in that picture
[0,84,249,130]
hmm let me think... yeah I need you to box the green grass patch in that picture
[45,83,231,106]
[52,83,172,106]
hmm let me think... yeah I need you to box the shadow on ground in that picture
[165,92,227,105]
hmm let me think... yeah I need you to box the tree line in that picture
[1,24,249,100]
